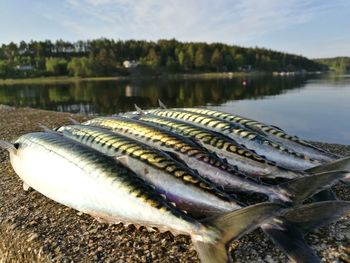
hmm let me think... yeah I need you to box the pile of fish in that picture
[1,101,350,263]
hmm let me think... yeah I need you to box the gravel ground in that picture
[0,104,350,263]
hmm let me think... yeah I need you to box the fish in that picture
[82,117,348,205]
[121,113,346,200]
[0,132,283,263]
[123,112,301,179]
[53,125,350,263]
[143,108,350,180]
[142,108,329,171]
[181,107,339,162]
[56,124,241,216]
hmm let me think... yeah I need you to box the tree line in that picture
[314,57,350,73]
[0,38,324,79]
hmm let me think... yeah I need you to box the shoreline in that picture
[0,71,275,85]
[0,71,330,86]
[0,105,349,262]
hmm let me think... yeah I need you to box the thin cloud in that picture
[61,0,319,43]
[28,0,348,57]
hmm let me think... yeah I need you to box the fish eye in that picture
[13,143,20,149]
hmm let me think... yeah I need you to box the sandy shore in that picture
[0,105,350,262]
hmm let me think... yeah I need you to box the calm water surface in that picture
[0,75,349,144]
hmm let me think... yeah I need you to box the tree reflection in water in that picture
[0,76,307,115]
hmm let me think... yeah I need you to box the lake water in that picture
[0,74,349,144]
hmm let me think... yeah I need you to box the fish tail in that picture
[262,201,350,263]
[276,170,348,205]
[311,189,337,202]
[305,157,350,183]
[192,203,283,263]
[158,99,167,109]
[0,140,16,154]
[68,117,80,125]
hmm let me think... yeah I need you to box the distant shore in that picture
[0,71,265,85]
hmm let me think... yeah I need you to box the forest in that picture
[0,38,324,79]
[314,57,350,73]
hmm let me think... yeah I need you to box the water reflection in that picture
[0,76,307,115]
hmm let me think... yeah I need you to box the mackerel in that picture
[57,124,241,215]
[124,113,301,179]
[182,107,339,162]
[55,125,350,263]
[144,109,323,171]
[83,117,348,205]
[0,132,283,263]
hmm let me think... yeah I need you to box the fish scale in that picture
[101,118,237,173]
[123,113,302,179]
[145,109,322,171]
[83,116,350,206]
[182,108,339,162]
[83,117,257,179]
[59,125,223,194]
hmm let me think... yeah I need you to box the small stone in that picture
[27,233,39,242]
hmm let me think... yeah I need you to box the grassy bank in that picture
[0,76,128,85]
[0,71,260,85]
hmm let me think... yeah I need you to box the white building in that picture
[15,65,34,71]
[123,60,138,68]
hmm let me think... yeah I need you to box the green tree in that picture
[178,51,191,71]
[67,57,93,77]
[234,54,245,69]
[194,47,207,69]
[0,61,11,79]
[146,48,160,67]
[224,54,235,71]
[211,48,223,71]
[45,57,68,75]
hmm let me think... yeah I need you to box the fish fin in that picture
[134,104,145,115]
[68,117,80,125]
[261,218,320,263]
[277,170,348,205]
[311,189,337,201]
[0,140,17,154]
[341,179,350,186]
[38,123,63,136]
[116,155,130,167]
[158,99,167,109]
[283,200,350,235]
[194,203,283,263]
[305,157,350,175]
[120,113,137,119]
[270,124,285,132]
[262,201,350,263]
[193,241,230,263]
[38,123,52,132]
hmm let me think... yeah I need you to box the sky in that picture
[0,0,349,58]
